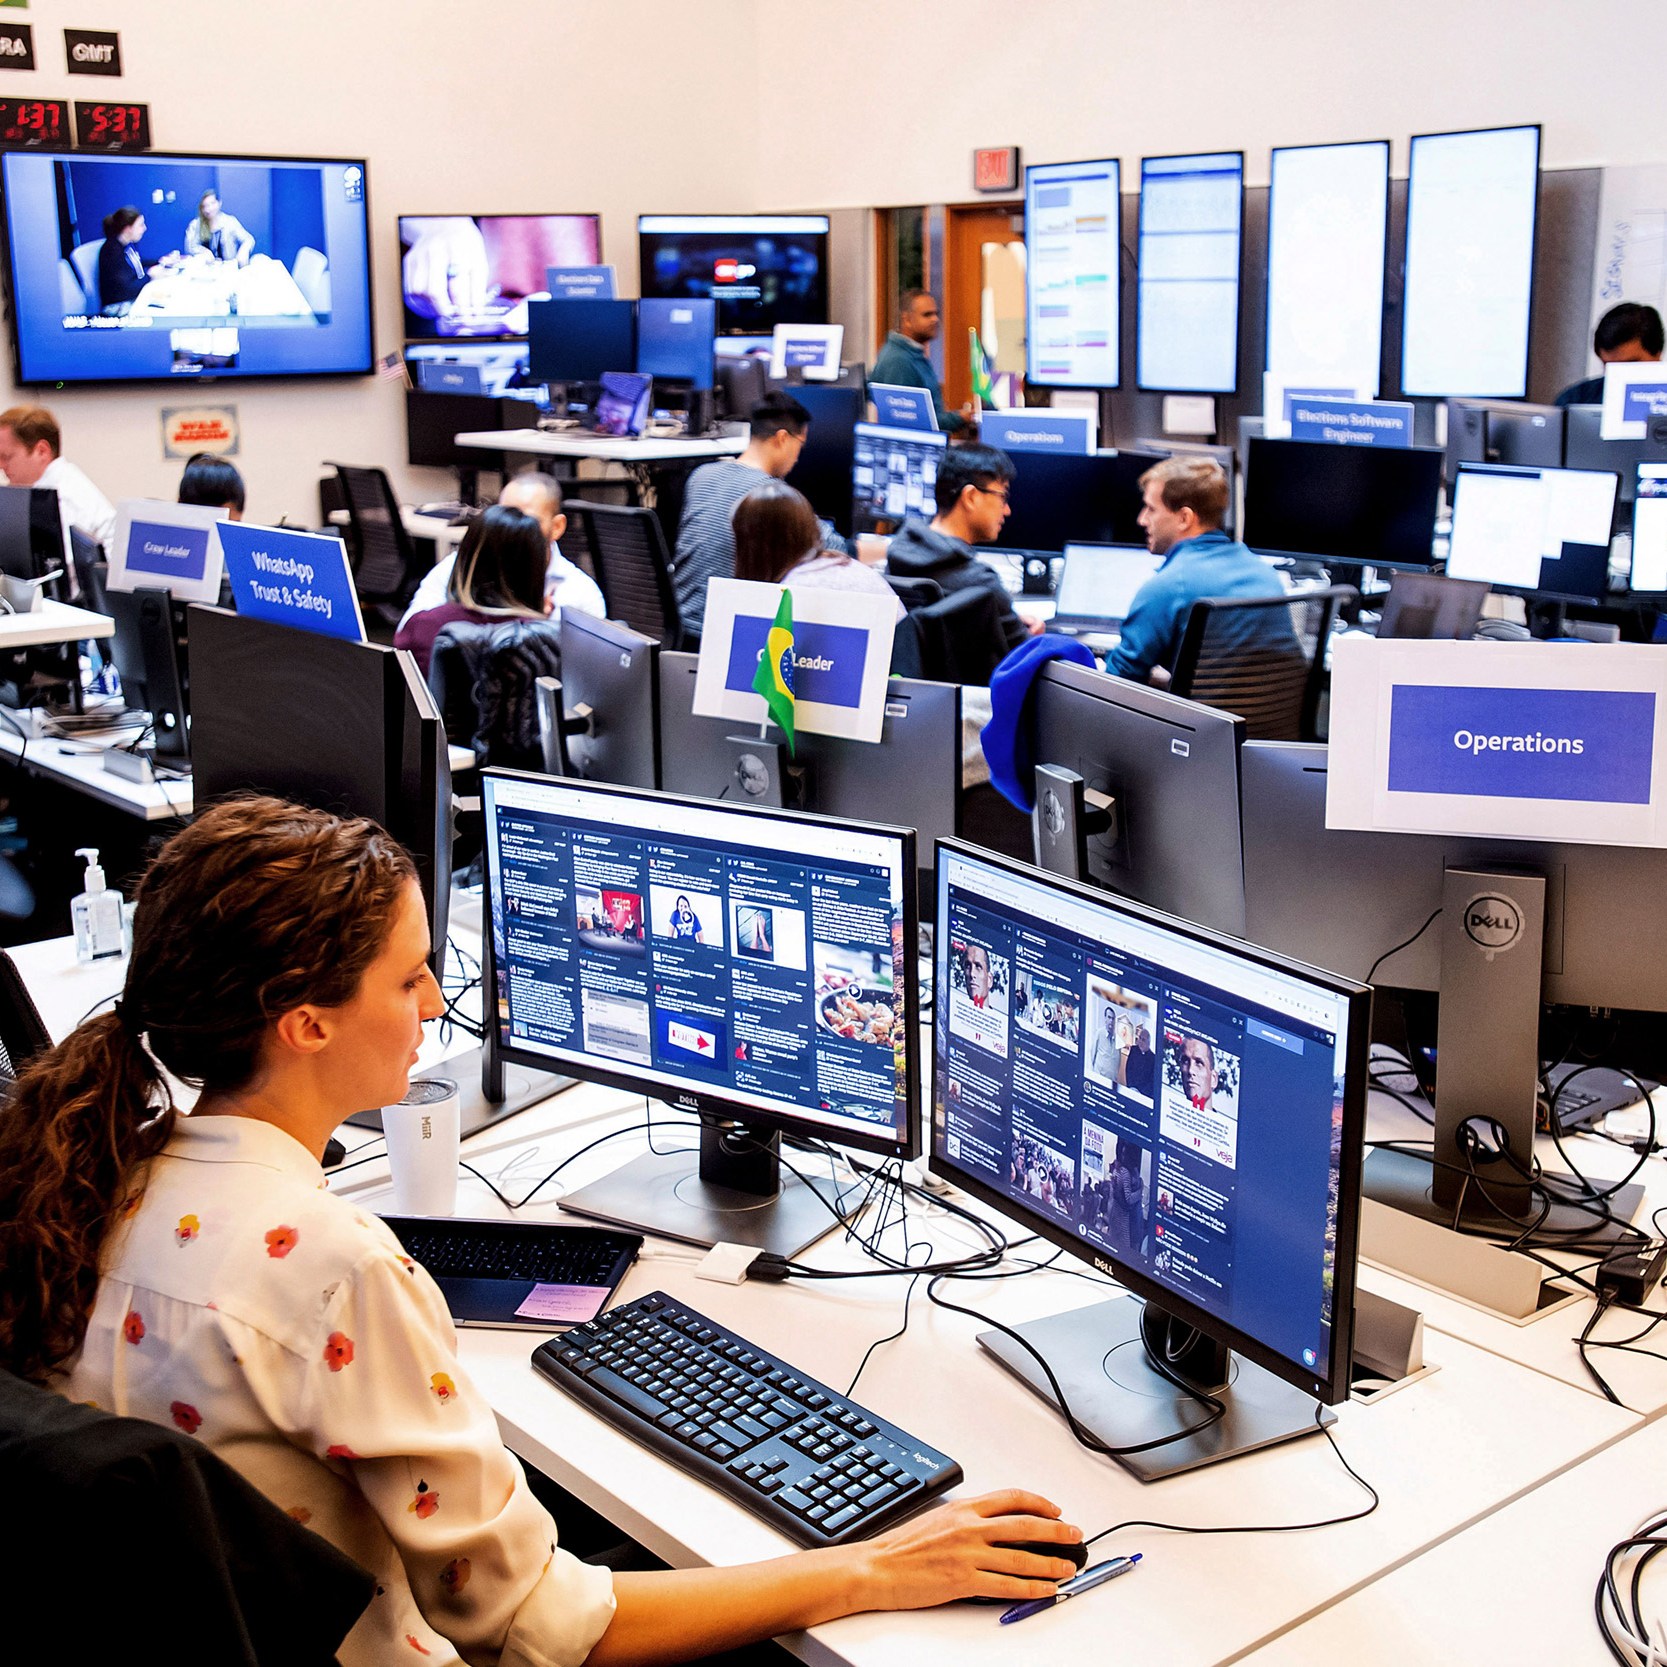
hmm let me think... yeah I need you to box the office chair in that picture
[899,584,1023,687]
[715,357,769,422]
[564,502,685,649]
[331,463,423,638]
[0,1369,373,1663]
[1168,584,1356,743]
[884,573,944,612]
[429,617,565,772]
[0,950,48,1083]
[71,533,107,611]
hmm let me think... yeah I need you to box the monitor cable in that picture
[1596,1508,1667,1667]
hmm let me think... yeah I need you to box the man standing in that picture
[870,290,971,434]
[0,405,116,553]
[1089,1004,1125,1085]
[1555,303,1665,408]
[1124,1024,1157,1101]
[673,391,813,635]
[1106,456,1294,687]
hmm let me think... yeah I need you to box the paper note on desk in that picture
[514,1283,610,1324]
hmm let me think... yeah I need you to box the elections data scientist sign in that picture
[218,521,366,643]
[1326,636,1667,849]
[692,578,897,744]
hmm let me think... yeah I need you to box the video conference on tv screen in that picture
[0,149,375,385]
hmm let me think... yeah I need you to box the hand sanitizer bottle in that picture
[72,847,124,963]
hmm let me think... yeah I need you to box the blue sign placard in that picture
[1387,683,1656,805]
[415,360,484,395]
[1289,397,1413,447]
[125,518,212,585]
[979,410,1096,455]
[781,336,834,371]
[869,383,938,432]
[725,614,869,709]
[547,265,616,300]
[1622,381,1667,423]
[218,521,364,643]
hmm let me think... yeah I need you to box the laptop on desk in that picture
[1050,542,1164,637]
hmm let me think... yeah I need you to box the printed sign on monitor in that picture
[106,499,226,605]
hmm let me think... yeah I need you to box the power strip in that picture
[102,747,154,784]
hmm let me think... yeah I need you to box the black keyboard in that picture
[384,1217,637,1287]
[533,1291,962,1545]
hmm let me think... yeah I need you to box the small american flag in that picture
[377,349,410,387]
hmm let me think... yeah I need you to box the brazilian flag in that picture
[752,589,796,754]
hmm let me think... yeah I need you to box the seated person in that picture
[399,471,602,629]
[733,479,903,620]
[394,502,550,678]
[0,796,1081,1665]
[0,403,117,552]
[674,391,817,635]
[1555,302,1664,407]
[1105,455,1293,686]
[178,453,245,521]
[885,443,1035,667]
[184,191,255,266]
[96,206,153,313]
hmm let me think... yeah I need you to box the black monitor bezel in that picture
[1447,459,1621,604]
[480,767,922,1162]
[635,214,832,339]
[1134,148,1246,397]
[927,835,1371,1408]
[396,211,603,345]
[1022,154,1123,392]
[0,144,377,387]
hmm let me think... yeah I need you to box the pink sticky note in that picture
[514,1283,609,1324]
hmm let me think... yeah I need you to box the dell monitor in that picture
[656,650,959,915]
[0,485,66,585]
[996,450,1166,553]
[1445,462,1618,604]
[1243,437,1443,571]
[1563,404,1667,508]
[526,298,636,386]
[786,384,865,538]
[1487,402,1564,469]
[398,213,602,341]
[1374,571,1489,641]
[543,611,660,788]
[931,839,1369,1477]
[1028,659,1247,936]
[106,587,191,762]
[635,296,716,392]
[637,215,830,337]
[1630,460,1667,592]
[851,422,947,533]
[1,149,374,385]
[481,770,918,1258]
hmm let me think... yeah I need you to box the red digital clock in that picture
[73,100,150,151]
[0,98,69,148]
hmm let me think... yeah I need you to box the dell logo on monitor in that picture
[1170,738,1190,758]
[1463,893,1524,957]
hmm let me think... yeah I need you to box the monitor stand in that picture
[977,1296,1330,1481]
[558,1112,856,1260]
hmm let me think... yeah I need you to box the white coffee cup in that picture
[382,1077,461,1216]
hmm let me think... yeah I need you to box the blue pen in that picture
[998,1553,1142,1625]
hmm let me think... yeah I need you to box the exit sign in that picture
[974,146,1020,194]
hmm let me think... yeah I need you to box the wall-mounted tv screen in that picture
[398,213,602,341]
[637,215,829,336]
[0,149,374,385]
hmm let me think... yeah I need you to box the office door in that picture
[944,202,1025,412]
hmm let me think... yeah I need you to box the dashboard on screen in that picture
[638,215,829,337]
[399,213,601,341]
[1400,125,1541,399]
[1265,140,1388,397]
[1,149,374,385]
[1025,157,1120,389]
[1137,151,1243,393]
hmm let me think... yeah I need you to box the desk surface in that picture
[454,428,747,464]
[0,599,113,647]
[0,720,191,820]
[327,507,469,548]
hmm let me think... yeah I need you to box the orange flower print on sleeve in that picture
[122,1310,144,1345]
[323,1331,355,1371]
[405,1638,432,1656]
[119,1189,144,1220]
[174,1214,200,1246]
[287,1506,313,1525]
[324,1443,361,1460]
[170,1402,202,1435]
[429,1372,456,1403]
[408,1479,439,1519]
[439,1557,470,1597]
[265,1224,299,1258]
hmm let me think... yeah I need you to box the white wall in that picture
[753,0,1667,208]
[1,0,760,523]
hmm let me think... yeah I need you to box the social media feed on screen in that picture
[0,151,374,383]
[485,777,911,1142]
[935,848,1352,1380]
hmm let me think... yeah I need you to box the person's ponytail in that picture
[0,1008,173,1382]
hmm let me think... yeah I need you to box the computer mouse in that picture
[994,1538,1089,1573]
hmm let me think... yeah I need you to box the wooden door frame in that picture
[943,200,1022,411]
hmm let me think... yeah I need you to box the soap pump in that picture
[72,847,124,963]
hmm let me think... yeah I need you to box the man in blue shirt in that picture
[869,290,970,434]
[1105,456,1293,685]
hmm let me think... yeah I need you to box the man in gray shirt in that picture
[673,390,812,635]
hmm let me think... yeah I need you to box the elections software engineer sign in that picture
[218,521,365,643]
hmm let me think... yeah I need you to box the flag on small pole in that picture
[752,589,796,754]
[970,327,997,411]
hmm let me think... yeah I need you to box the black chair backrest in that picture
[332,463,417,602]
[716,357,769,421]
[902,584,1014,687]
[429,617,565,771]
[70,530,105,607]
[565,502,684,649]
[1169,584,1357,743]
[885,573,944,612]
[0,950,48,1082]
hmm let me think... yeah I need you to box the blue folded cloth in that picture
[979,635,1097,812]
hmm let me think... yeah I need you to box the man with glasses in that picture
[886,444,1036,668]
